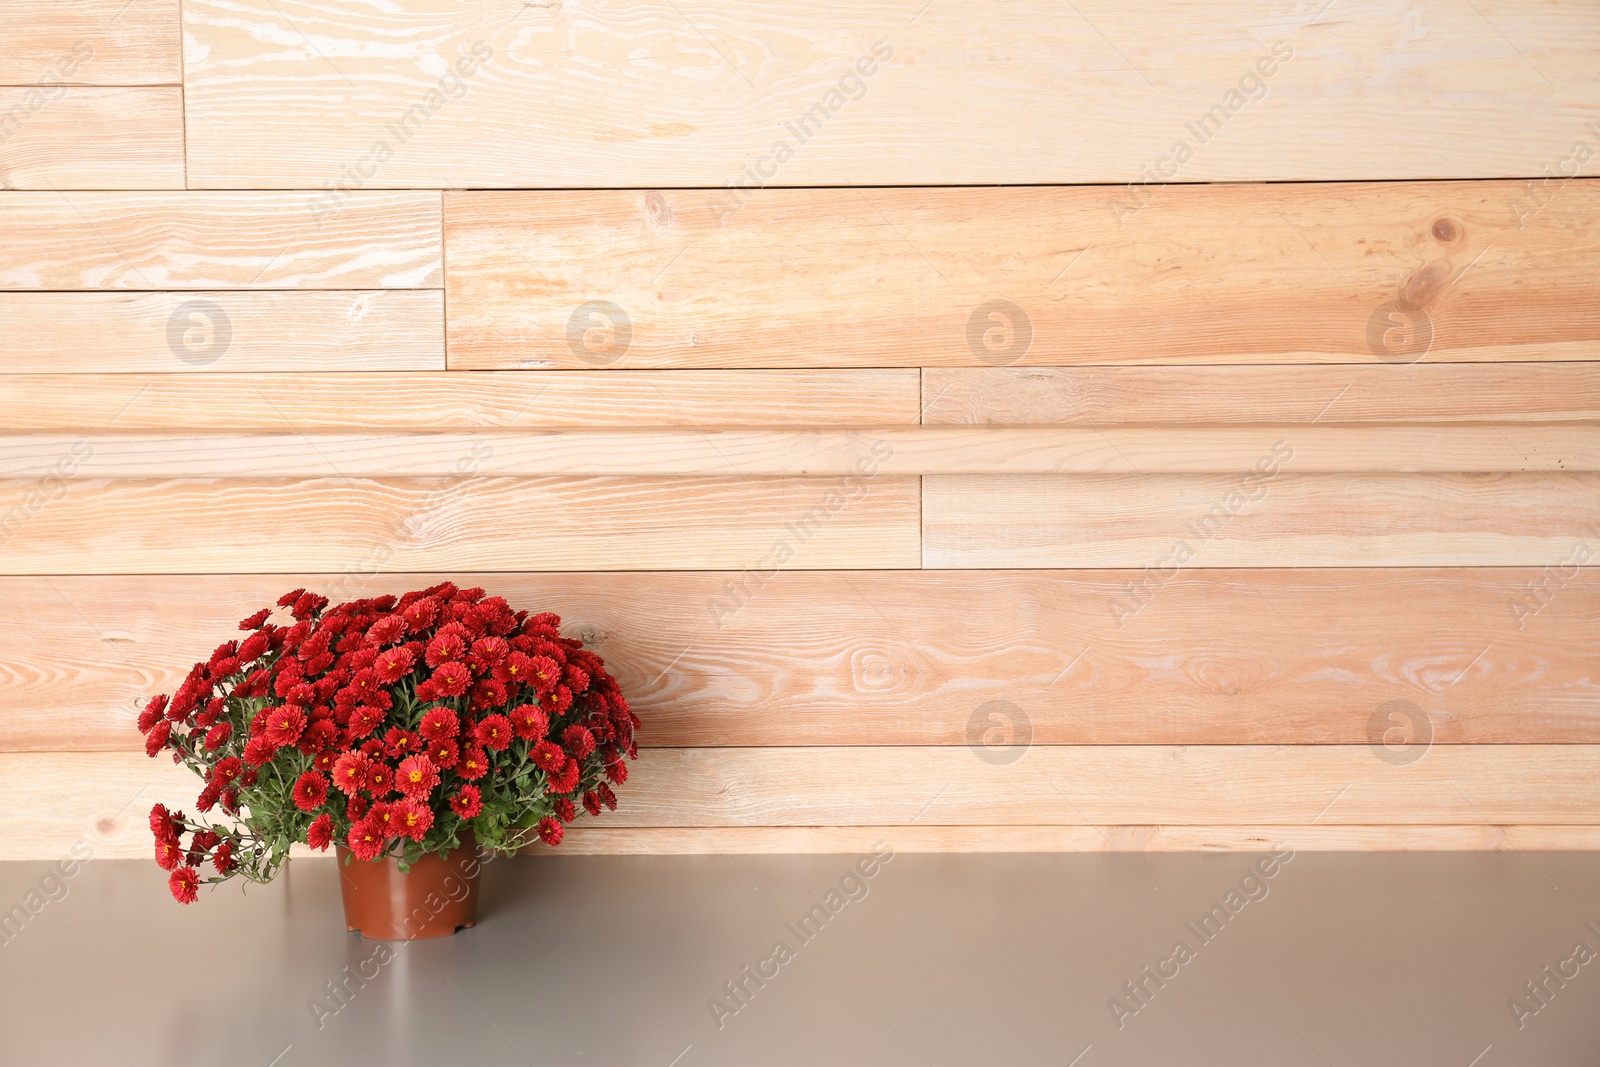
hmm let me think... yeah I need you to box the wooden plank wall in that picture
[1,0,1596,859]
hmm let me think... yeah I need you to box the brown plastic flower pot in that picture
[335,831,480,939]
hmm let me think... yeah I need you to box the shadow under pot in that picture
[335,830,481,939]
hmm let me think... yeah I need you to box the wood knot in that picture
[1430,217,1462,243]
[643,190,673,230]
[1400,258,1452,309]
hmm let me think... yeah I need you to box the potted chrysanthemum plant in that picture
[137,582,639,938]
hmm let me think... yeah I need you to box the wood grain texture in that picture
[444,182,1600,369]
[9,749,1600,860]
[8,570,1595,751]
[496,745,1600,827]
[0,477,921,574]
[925,473,1600,568]
[0,87,183,189]
[544,825,1600,855]
[0,0,180,85]
[0,371,919,428]
[4,746,1597,863]
[4,425,1595,479]
[922,364,1600,425]
[0,292,443,373]
[181,0,1600,187]
[0,193,441,290]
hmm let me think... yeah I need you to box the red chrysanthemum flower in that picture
[186,829,219,865]
[554,796,575,822]
[392,798,434,842]
[169,866,201,904]
[331,752,372,796]
[474,714,513,751]
[313,750,337,774]
[211,756,244,786]
[527,655,562,694]
[307,813,334,851]
[262,705,307,747]
[204,721,232,750]
[543,685,574,716]
[395,755,440,799]
[418,707,459,742]
[473,636,510,665]
[239,629,271,660]
[292,770,330,812]
[494,650,534,686]
[531,740,566,774]
[239,608,271,630]
[196,782,221,812]
[347,705,385,740]
[212,841,236,875]
[144,720,171,758]
[372,645,415,684]
[606,758,629,785]
[277,587,307,609]
[583,791,602,816]
[382,728,420,760]
[402,596,439,633]
[242,733,277,767]
[429,661,471,698]
[291,591,327,621]
[563,663,590,693]
[155,836,184,871]
[363,615,405,648]
[547,759,580,795]
[193,698,221,730]
[425,625,470,668]
[536,817,563,847]
[427,739,460,769]
[299,718,339,754]
[364,761,393,796]
[561,724,596,760]
[167,688,196,722]
[137,695,168,733]
[343,668,379,699]
[448,785,483,818]
[347,817,386,861]
[510,704,548,741]
[458,745,489,781]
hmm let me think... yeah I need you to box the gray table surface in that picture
[1,850,1597,1066]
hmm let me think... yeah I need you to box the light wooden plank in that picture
[0,753,193,861]
[925,473,1600,568]
[3,747,1596,863]
[0,477,921,574]
[182,0,1600,187]
[9,570,1596,751]
[0,87,183,189]
[922,364,1600,425]
[0,371,920,428]
[512,746,1600,827]
[545,825,1600,855]
[445,182,1600,369]
[0,193,441,290]
[0,292,443,373]
[0,0,180,85]
[10,749,1599,859]
[4,425,1595,479]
